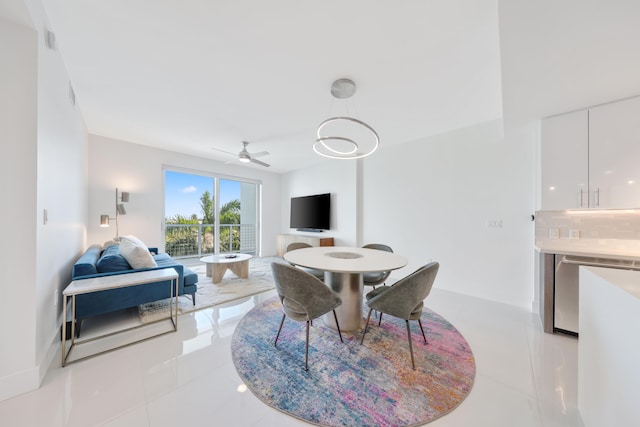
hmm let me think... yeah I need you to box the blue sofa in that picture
[71,244,198,330]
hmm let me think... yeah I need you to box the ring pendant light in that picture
[314,79,380,160]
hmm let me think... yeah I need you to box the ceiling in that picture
[5,1,640,173]
[39,0,503,173]
[499,1,640,122]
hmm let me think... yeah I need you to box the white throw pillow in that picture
[119,235,157,269]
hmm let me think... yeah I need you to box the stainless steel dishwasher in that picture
[554,255,640,335]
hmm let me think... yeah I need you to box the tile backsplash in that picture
[535,209,640,241]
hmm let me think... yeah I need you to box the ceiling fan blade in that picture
[250,158,270,167]
[211,147,238,157]
[250,151,269,158]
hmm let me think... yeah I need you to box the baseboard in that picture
[0,366,39,402]
[0,303,70,403]
[531,300,539,315]
[40,332,61,384]
[0,322,62,402]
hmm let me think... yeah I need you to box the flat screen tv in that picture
[290,193,331,231]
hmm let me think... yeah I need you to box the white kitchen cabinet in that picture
[588,96,640,208]
[541,95,640,210]
[541,110,589,210]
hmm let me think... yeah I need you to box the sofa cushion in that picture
[119,235,157,269]
[73,245,102,277]
[96,245,132,273]
[153,253,174,264]
[152,254,197,287]
[103,239,119,249]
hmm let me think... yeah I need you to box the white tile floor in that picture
[0,288,584,427]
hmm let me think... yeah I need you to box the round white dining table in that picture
[283,246,408,331]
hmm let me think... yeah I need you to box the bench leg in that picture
[63,319,82,339]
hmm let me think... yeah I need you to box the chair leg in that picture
[332,310,344,343]
[274,313,286,346]
[360,309,374,345]
[406,320,416,370]
[304,320,310,371]
[418,319,427,343]
[192,292,196,306]
[378,312,383,326]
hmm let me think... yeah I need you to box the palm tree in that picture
[198,193,241,252]
[200,190,214,226]
[219,199,241,252]
[220,199,241,224]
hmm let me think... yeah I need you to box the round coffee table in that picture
[199,254,252,283]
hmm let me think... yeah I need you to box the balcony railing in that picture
[164,223,257,259]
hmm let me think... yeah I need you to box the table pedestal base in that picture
[206,259,249,283]
[323,272,363,332]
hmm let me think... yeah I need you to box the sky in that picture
[165,171,241,219]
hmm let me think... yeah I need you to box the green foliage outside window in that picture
[164,190,242,257]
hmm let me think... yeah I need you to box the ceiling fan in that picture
[212,141,270,167]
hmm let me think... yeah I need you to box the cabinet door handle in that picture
[580,189,584,208]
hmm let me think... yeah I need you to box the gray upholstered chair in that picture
[271,262,344,371]
[361,243,394,288]
[286,242,311,252]
[285,242,325,281]
[360,262,440,370]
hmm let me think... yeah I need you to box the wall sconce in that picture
[99,188,130,237]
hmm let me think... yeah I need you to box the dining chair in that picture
[285,242,325,281]
[360,262,439,370]
[361,243,393,288]
[271,262,344,371]
[286,242,312,252]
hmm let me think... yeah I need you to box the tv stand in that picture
[276,234,334,257]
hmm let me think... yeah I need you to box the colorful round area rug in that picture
[231,296,475,427]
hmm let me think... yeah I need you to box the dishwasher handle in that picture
[560,256,640,271]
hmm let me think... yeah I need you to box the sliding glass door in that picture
[217,179,259,254]
[164,169,259,258]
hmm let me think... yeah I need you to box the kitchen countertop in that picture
[535,238,640,261]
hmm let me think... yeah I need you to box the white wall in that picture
[363,119,536,308]
[0,0,88,401]
[0,14,39,401]
[30,0,88,383]
[280,161,358,246]
[281,119,537,309]
[87,135,282,256]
